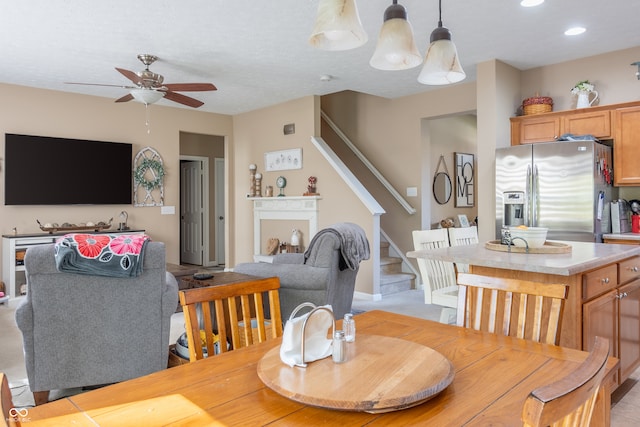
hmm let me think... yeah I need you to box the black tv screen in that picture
[4,133,132,205]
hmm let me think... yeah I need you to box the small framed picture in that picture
[458,214,470,228]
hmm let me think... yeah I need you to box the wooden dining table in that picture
[23,310,618,426]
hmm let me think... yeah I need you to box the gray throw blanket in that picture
[304,223,370,271]
[54,233,150,278]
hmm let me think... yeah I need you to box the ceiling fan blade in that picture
[65,82,136,89]
[115,67,143,85]
[163,83,217,92]
[163,90,204,108]
[115,93,134,103]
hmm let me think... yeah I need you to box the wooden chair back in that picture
[1,372,20,427]
[447,226,479,274]
[456,273,568,345]
[522,336,610,426]
[178,276,283,362]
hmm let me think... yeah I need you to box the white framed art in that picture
[264,148,302,171]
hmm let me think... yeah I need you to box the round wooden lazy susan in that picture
[484,240,572,254]
[257,334,454,413]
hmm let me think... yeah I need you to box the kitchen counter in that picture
[407,240,640,276]
[407,240,640,385]
[603,233,640,244]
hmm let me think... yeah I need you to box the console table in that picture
[2,229,145,299]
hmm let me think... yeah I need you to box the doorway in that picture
[179,132,226,267]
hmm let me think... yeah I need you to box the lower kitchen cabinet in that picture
[619,279,640,381]
[583,260,640,387]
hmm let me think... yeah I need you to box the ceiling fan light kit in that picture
[131,88,165,105]
[66,53,217,109]
[369,1,422,71]
[309,0,368,51]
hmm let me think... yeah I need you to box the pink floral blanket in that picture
[54,233,150,277]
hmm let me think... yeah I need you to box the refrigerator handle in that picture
[532,164,539,226]
[526,165,532,226]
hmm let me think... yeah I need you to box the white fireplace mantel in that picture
[250,196,321,255]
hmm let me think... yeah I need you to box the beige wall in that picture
[0,83,233,269]
[3,45,640,296]
[231,96,375,293]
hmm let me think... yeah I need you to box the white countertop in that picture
[407,241,640,276]
[603,233,640,241]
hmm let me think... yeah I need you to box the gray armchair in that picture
[234,222,369,322]
[15,241,178,405]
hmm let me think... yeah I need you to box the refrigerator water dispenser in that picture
[503,191,525,227]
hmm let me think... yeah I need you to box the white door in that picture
[214,158,226,265]
[180,161,203,265]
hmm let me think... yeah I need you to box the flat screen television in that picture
[4,133,133,205]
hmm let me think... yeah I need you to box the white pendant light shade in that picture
[418,0,465,85]
[418,38,465,85]
[309,0,368,51]
[131,88,164,105]
[370,2,422,71]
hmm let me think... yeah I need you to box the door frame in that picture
[180,155,211,266]
[214,157,225,266]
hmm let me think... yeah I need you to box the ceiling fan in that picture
[66,54,217,108]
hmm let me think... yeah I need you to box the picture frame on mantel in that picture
[454,152,474,208]
[264,148,302,172]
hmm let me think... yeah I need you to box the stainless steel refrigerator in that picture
[495,140,617,242]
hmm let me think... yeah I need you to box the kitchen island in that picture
[407,240,640,387]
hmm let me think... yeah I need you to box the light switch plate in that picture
[161,206,175,215]
[406,187,418,197]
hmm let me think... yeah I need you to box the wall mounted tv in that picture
[4,133,133,205]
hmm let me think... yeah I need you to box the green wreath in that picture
[134,158,165,191]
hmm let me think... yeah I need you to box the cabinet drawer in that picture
[619,256,640,284]
[583,264,618,300]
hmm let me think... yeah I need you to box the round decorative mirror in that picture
[433,172,452,205]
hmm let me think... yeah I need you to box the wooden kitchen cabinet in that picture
[618,279,640,380]
[583,256,640,386]
[563,109,611,139]
[614,105,640,185]
[510,100,639,146]
[511,115,560,144]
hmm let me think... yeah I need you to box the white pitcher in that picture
[576,90,598,108]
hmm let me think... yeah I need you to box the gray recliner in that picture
[15,241,178,405]
[234,222,369,322]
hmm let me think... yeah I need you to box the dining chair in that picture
[456,273,568,345]
[1,372,19,427]
[412,229,458,324]
[178,276,284,361]
[447,226,479,274]
[522,336,610,427]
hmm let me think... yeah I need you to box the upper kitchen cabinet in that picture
[510,106,612,145]
[614,105,640,186]
[563,110,611,139]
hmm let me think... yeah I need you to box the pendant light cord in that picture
[438,0,443,27]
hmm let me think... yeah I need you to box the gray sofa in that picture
[234,223,369,322]
[15,241,178,405]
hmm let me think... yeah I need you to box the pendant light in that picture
[370,1,422,71]
[309,0,368,51]
[418,0,465,85]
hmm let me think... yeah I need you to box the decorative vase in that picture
[290,229,300,247]
[576,90,598,108]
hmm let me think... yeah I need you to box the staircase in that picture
[379,241,416,296]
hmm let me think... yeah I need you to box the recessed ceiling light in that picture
[565,27,586,36]
[520,0,544,7]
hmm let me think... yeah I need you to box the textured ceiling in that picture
[0,0,637,115]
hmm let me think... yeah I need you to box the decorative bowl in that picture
[508,227,548,248]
